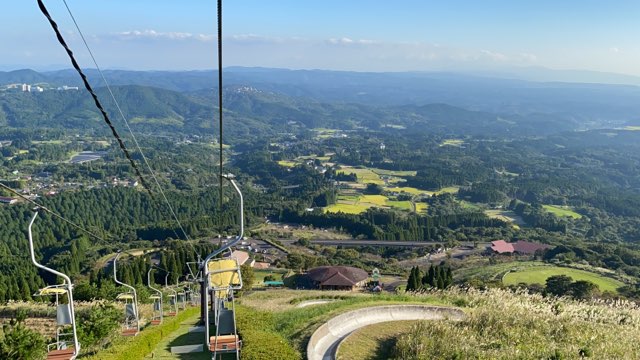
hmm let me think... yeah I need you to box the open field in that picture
[485,209,526,226]
[277,160,297,167]
[325,194,414,214]
[338,321,418,360]
[337,166,385,185]
[325,203,371,214]
[455,260,625,293]
[542,204,583,219]
[386,200,412,210]
[386,186,429,195]
[415,202,428,213]
[371,168,417,177]
[503,265,624,292]
[440,139,465,147]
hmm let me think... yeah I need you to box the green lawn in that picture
[542,205,582,219]
[503,265,624,293]
[325,203,372,214]
[337,166,385,185]
[386,186,430,195]
[484,209,526,226]
[386,200,413,210]
[415,202,428,213]
[440,139,465,147]
[144,310,215,360]
[277,160,297,167]
[371,168,417,177]
[337,321,418,360]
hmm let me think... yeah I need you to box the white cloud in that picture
[115,30,215,42]
[480,49,509,62]
[327,37,378,45]
[610,46,620,53]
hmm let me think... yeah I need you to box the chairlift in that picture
[201,174,244,359]
[147,268,163,325]
[28,210,80,360]
[113,252,139,336]
[165,272,179,316]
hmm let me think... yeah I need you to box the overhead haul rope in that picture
[217,0,224,214]
[59,0,197,258]
[37,0,150,193]
[1,182,108,243]
[37,0,200,259]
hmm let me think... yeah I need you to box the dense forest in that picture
[2,71,640,302]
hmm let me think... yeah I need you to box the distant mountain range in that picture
[2,67,640,138]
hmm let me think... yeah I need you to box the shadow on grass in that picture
[372,337,398,360]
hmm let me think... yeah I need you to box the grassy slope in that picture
[239,287,640,360]
[542,204,583,219]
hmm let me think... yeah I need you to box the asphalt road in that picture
[280,239,488,248]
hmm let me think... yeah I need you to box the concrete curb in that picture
[306,304,465,360]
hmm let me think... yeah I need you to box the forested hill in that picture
[3,68,640,126]
[2,83,583,137]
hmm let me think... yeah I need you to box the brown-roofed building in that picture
[307,266,369,291]
[225,250,255,267]
[490,240,551,255]
[512,241,551,255]
[252,262,271,270]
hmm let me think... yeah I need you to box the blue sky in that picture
[2,0,640,75]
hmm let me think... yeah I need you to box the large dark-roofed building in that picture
[307,266,369,291]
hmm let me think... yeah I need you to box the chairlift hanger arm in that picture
[113,252,139,326]
[202,175,244,267]
[27,209,80,356]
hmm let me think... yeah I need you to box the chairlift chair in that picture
[165,272,179,316]
[147,268,163,325]
[28,210,80,360]
[113,252,139,336]
[201,174,244,359]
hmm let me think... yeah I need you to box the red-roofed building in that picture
[491,240,514,254]
[491,240,551,255]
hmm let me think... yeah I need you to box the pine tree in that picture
[406,267,416,292]
[445,267,453,288]
[413,267,422,290]
[428,265,436,287]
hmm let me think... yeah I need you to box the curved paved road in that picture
[306,305,465,360]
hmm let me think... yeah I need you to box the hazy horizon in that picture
[3,1,640,77]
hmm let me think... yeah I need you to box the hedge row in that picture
[236,304,300,360]
[84,307,200,360]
